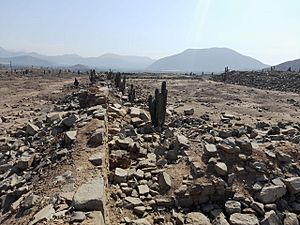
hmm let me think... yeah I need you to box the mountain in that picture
[68,64,90,71]
[83,54,155,70]
[0,56,54,67]
[275,58,300,72]
[0,46,271,72]
[0,47,28,58]
[0,47,155,71]
[147,48,268,73]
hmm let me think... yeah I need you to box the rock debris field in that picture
[0,69,299,225]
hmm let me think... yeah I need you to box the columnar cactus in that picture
[114,72,122,88]
[120,76,126,94]
[89,69,96,83]
[74,78,79,86]
[128,84,136,103]
[225,66,229,73]
[148,81,168,129]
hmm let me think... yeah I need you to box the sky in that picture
[0,0,299,65]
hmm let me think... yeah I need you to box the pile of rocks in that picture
[0,86,108,224]
[106,85,300,224]
[212,71,300,93]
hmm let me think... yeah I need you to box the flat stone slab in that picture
[30,204,55,225]
[73,177,105,213]
[124,197,143,208]
[230,213,259,225]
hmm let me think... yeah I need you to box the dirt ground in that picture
[2,74,299,138]
[0,72,104,225]
[1,73,300,224]
[130,78,300,125]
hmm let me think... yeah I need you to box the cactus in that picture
[148,81,168,129]
[128,84,136,103]
[113,72,126,93]
[74,78,79,86]
[120,76,126,94]
[89,69,96,83]
[107,69,113,80]
[225,66,229,73]
[114,72,122,88]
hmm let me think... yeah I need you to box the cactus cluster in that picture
[114,72,126,93]
[148,81,168,129]
[89,69,96,83]
[128,84,136,103]
[225,66,229,73]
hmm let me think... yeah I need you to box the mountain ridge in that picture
[0,47,155,70]
[147,47,269,72]
[275,58,300,71]
[4,46,298,72]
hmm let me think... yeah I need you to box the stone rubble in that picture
[104,79,300,225]
[1,74,300,225]
[0,84,108,224]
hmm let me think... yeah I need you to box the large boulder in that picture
[261,210,281,225]
[129,107,141,117]
[72,177,105,213]
[176,134,189,148]
[225,200,241,215]
[26,123,39,136]
[284,177,300,194]
[30,204,55,225]
[123,197,143,208]
[46,112,63,124]
[215,162,228,176]
[14,154,35,170]
[184,108,194,116]
[64,131,77,145]
[114,168,128,183]
[186,212,212,225]
[62,114,78,127]
[283,213,299,225]
[204,144,218,155]
[88,152,103,166]
[257,184,287,203]
[88,129,104,147]
[158,172,172,192]
[212,213,230,225]
[229,213,259,225]
[88,211,105,225]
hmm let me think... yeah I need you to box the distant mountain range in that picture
[0,47,155,71]
[275,58,300,72]
[1,46,298,72]
[147,48,268,72]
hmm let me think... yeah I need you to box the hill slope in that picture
[275,58,300,71]
[147,48,268,72]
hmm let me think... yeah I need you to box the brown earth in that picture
[1,72,300,224]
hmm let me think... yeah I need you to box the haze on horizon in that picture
[0,0,299,65]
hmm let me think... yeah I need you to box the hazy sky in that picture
[0,0,299,65]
